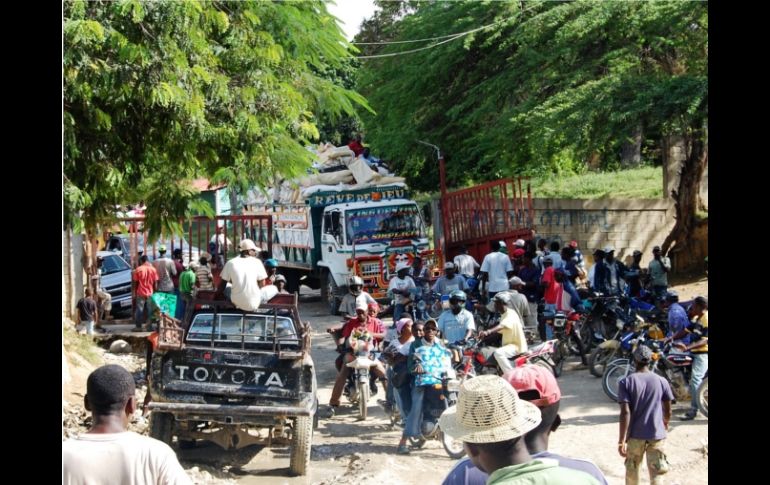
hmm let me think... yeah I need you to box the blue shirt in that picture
[437,309,476,344]
[517,265,541,302]
[442,452,608,485]
[432,274,468,296]
[618,371,675,441]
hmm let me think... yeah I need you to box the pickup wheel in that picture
[289,416,312,476]
[149,412,173,446]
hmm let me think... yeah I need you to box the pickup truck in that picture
[147,293,317,476]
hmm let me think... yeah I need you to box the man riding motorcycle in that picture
[437,290,476,345]
[328,302,387,409]
[338,275,376,319]
[478,293,528,373]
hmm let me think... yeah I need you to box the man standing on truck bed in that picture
[216,239,268,312]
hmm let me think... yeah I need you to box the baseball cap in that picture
[396,261,411,272]
[239,239,259,252]
[493,292,513,305]
[498,240,507,247]
[569,240,578,248]
[514,239,525,247]
[512,248,525,257]
[444,261,456,270]
[543,255,553,263]
[652,245,662,252]
[509,276,524,286]
[355,300,368,311]
[633,345,653,363]
[503,365,561,407]
[632,250,642,256]
[158,244,167,252]
[603,245,615,253]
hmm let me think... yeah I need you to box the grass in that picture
[527,166,663,199]
[63,323,103,366]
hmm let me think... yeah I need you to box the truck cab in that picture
[318,198,430,309]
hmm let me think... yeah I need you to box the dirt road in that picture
[178,281,708,485]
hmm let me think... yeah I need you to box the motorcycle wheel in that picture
[441,429,466,459]
[358,380,369,420]
[602,358,632,402]
[552,340,570,378]
[588,346,618,378]
[696,376,708,418]
[531,357,556,376]
[570,332,587,365]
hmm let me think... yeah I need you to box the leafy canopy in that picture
[64,0,371,239]
[355,0,707,191]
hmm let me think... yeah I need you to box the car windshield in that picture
[100,255,130,275]
[345,204,425,245]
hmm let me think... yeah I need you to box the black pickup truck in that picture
[147,293,317,476]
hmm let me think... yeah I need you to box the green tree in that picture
[64,0,370,240]
[355,0,706,267]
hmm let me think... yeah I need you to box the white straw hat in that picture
[438,375,541,444]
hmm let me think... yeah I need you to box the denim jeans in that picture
[689,353,708,411]
[134,296,152,327]
[386,366,395,405]
[396,379,413,419]
[393,303,405,322]
[404,384,426,438]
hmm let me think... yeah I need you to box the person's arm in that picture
[215,278,228,298]
[618,402,630,457]
[463,313,475,341]
[472,257,480,270]
[661,256,671,273]
[662,399,672,431]
[505,257,514,279]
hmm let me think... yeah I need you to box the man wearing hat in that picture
[588,248,604,289]
[625,250,643,297]
[439,375,599,484]
[485,277,532,330]
[479,293,527,372]
[594,245,628,296]
[648,246,671,299]
[480,241,514,300]
[152,244,177,295]
[670,296,708,421]
[389,261,416,321]
[209,225,233,269]
[432,261,468,297]
[618,345,674,485]
[215,239,268,312]
[442,366,608,485]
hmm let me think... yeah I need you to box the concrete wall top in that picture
[532,198,672,211]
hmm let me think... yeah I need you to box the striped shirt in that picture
[195,265,214,290]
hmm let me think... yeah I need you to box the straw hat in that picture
[439,375,541,444]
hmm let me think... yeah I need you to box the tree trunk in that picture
[661,124,708,272]
[620,123,643,167]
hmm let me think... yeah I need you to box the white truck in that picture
[245,184,433,314]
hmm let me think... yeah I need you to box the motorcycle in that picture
[452,336,558,379]
[327,326,380,419]
[543,310,587,377]
[407,373,466,459]
[602,340,694,403]
[345,336,380,420]
[587,314,664,378]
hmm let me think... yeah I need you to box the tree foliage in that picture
[64,0,370,239]
[355,0,707,192]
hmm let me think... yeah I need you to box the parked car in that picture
[105,234,201,268]
[97,251,133,317]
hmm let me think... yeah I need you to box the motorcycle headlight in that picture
[418,300,427,310]
[553,318,566,328]
[616,319,625,329]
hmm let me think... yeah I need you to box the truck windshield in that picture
[346,204,425,245]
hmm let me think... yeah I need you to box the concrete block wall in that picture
[532,198,676,267]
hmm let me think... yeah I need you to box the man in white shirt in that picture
[209,226,233,268]
[479,241,514,300]
[216,239,268,311]
[453,246,480,279]
[388,262,416,321]
[62,365,191,485]
[152,244,177,294]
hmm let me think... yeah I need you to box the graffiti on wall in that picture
[538,208,610,231]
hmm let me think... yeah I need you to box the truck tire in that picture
[325,272,340,315]
[149,412,173,446]
[289,416,312,476]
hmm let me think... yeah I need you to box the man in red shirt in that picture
[329,302,387,408]
[348,135,364,157]
[539,256,563,341]
[132,255,159,331]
